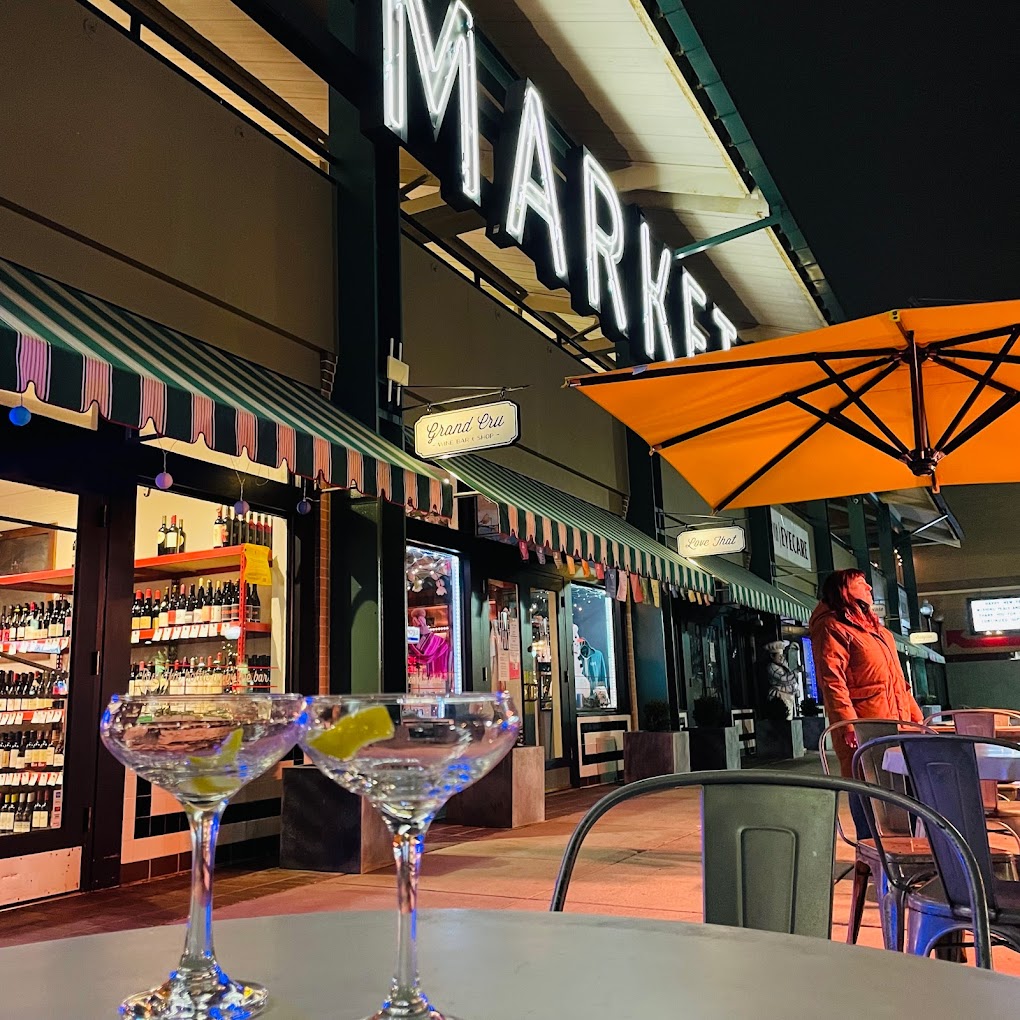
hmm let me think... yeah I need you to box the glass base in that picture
[358,1013,461,1020]
[119,970,268,1019]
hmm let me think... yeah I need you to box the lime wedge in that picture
[189,727,243,770]
[308,706,395,760]
[180,775,239,798]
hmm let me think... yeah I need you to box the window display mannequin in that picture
[573,623,610,708]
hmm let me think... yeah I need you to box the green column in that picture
[802,499,834,590]
[876,501,903,633]
[846,496,872,581]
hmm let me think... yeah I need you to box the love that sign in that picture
[678,525,746,559]
[413,400,520,458]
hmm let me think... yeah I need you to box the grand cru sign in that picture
[413,400,520,458]
[373,0,739,365]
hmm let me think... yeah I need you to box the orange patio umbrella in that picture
[566,301,1020,511]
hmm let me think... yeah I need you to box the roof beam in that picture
[609,162,744,198]
[625,188,770,218]
[673,210,781,261]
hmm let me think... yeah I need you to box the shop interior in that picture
[405,544,462,695]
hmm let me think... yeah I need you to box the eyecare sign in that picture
[414,400,520,457]
[373,0,739,365]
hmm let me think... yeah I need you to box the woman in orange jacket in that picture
[810,568,923,780]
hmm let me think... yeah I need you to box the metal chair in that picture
[859,733,1020,965]
[549,770,992,966]
[924,709,1020,820]
[820,718,934,949]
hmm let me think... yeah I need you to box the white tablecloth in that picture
[0,909,1015,1018]
[883,743,1020,781]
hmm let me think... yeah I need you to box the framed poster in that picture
[0,526,55,576]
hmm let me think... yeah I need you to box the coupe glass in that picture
[301,693,520,1020]
[101,693,308,1019]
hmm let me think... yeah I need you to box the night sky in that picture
[681,2,1020,319]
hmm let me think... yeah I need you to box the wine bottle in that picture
[0,795,13,834]
[199,579,211,624]
[9,735,23,772]
[157,515,169,556]
[32,791,49,830]
[166,515,180,554]
[0,732,9,770]
[158,589,170,629]
[131,591,143,631]
[140,589,154,631]
[178,518,187,554]
[14,794,31,834]
[213,507,227,548]
[63,597,73,637]
[52,727,64,768]
[211,582,223,624]
[249,582,261,624]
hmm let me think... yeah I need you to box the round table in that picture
[1,909,1015,1018]
[884,743,1020,781]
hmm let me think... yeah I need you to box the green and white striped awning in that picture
[892,632,947,664]
[699,555,815,624]
[0,259,451,516]
[445,454,714,593]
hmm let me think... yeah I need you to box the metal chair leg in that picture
[877,870,905,951]
[847,857,870,945]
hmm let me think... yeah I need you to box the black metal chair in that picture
[549,770,992,966]
[887,734,1020,962]
[821,718,935,949]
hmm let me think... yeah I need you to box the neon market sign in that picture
[375,0,739,365]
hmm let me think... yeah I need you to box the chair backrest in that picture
[819,718,929,842]
[549,770,992,966]
[928,710,1010,812]
[895,734,1008,914]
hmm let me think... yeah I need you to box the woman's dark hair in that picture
[820,568,878,631]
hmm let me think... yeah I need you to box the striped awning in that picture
[0,259,451,516]
[445,454,715,593]
[698,556,815,624]
[892,632,947,664]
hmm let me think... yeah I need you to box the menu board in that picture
[970,597,1020,634]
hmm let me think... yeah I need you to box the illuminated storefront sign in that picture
[376,0,739,364]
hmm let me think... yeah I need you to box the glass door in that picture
[486,580,523,744]
[524,588,565,764]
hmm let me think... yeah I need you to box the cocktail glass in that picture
[301,693,520,1020]
[100,693,308,1019]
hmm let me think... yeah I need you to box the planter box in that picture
[800,715,826,754]
[444,746,545,828]
[623,730,691,784]
[756,718,806,761]
[689,726,741,771]
[281,766,392,874]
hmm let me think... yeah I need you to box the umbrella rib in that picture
[939,350,1020,366]
[788,397,905,460]
[930,354,1020,397]
[925,322,1020,351]
[941,392,1020,458]
[933,326,1020,451]
[814,359,908,454]
[655,355,898,452]
[567,347,905,387]
[714,360,900,511]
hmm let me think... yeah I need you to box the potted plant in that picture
[623,699,691,783]
[755,696,806,760]
[688,694,741,771]
[799,696,826,753]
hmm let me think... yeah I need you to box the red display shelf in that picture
[131,622,270,645]
[0,545,272,594]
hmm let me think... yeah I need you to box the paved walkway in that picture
[2,758,1019,975]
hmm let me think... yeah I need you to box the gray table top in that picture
[884,742,1020,781]
[3,909,1016,1018]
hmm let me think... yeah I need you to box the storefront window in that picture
[526,589,562,760]
[129,488,287,694]
[487,580,523,743]
[571,585,618,711]
[406,545,462,695]
[0,480,78,836]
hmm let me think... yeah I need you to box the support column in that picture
[802,499,834,588]
[747,507,775,583]
[897,532,922,630]
[876,501,903,633]
[846,496,873,581]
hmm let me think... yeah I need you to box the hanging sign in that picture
[770,510,813,571]
[678,525,746,558]
[373,0,738,365]
[414,400,520,458]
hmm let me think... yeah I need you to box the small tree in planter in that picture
[799,696,826,753]
[756,695,806,760]
[689,694,740,771]
[624,699,690,783]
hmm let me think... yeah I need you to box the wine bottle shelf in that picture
[0,639,69,655]
[0,771,62,787]
[0,545,272,594]
[131,622,270,645]
[0,709,64,726]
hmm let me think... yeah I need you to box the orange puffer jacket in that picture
[809,603,923,775]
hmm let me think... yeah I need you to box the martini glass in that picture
[301,693,520,1020]
[101,693,308,1019]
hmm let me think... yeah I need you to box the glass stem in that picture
[181,802,225,975]
[386,821,430,1017]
